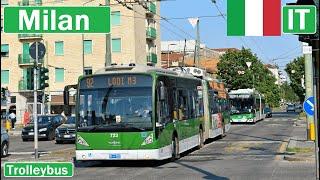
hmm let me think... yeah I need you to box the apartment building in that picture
[1,0,161,123]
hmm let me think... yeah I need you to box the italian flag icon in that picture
[227,0,281,36]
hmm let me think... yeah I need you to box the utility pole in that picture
[33,41,39,160]
[313,1,319,178]
[105,0,111,66]
[196,19,200,67]
[303,43,314,141]
[182,39,186,66]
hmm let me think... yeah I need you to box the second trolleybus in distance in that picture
[229,89,265,123]
[64,64,208,161]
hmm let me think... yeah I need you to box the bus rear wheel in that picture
[171,136,180,161]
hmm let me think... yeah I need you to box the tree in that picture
[217,48,280,107]
[285,56,305,103]
[280,82,299,103]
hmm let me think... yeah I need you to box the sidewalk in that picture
[283,117,316,162]
[5,125,22,136]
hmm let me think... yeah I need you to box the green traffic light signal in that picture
[39,67,49,90]
[26,68,34,90]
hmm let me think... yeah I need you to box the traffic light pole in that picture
[33,41,39,160]
[105,0,111,67]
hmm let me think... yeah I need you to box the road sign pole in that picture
[303,43,314,140]
[34,41,39,160]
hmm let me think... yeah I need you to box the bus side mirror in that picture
[160,86,166,101]
[64,84,77,105]
[63,87,69,105]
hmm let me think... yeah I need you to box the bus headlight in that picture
[77,135,89,146]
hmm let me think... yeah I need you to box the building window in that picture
[10,96,16,103]
[84,67,92,75]
[112,38,121,53]
[1,70,9,84]
[111,11,121,26]
[55,68,64,82]
[55,41,64,55]
[83,40,92,54]
[1,44,9,57]
[1,0,8,5]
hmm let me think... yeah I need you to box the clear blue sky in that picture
[160,0,302,71]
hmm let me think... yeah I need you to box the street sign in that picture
[303,96,315,116]
[4,6,111,33]
[29,42,46,60]
[282,5,317,34]
[303,45,312,54]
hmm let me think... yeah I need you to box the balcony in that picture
[146,27,156,40]
[18,54,43,66]
[18,0,42,6]
[18,80,29,91]
[18,34,43,40]
[147,53,157,64]
[146,2,156,15]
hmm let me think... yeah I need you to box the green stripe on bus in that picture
[227,0,245,36]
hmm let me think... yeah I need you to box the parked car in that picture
[21,115,64,141]
[286,104,296,112]
[265,107,272,118]
[295,104,303,113]
[55,116,76,144]
[1,127,9,157]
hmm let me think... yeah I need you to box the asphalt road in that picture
[5,135,74,154]
[2,112,316,180]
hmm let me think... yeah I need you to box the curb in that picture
[275,138,290,160]
[283,155,315,163]
[8,131,21,136]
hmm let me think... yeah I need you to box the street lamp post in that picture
[167,43,177,68]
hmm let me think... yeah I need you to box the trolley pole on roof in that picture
[196,19,200,67]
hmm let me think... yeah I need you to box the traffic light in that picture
[1,88,6,100]
[37,94,43,103]
[44,94,49,103]
[26,68,34,90]
[39,67,49,90]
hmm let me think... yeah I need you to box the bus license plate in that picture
[109,154,121,159]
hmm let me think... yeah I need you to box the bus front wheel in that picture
[171,136,180,161]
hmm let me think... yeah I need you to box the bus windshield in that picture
[77,75,153,132]
[230,98,254,114]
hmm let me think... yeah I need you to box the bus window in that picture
[178,90,188,120]
[188,91,196,118]
[157,80,170,124]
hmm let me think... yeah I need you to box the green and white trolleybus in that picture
[169,67,231,141]
[65,64,208,161]
[229,89,265,123]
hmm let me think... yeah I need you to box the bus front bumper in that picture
[230,118,254,123]
[76,147,172,161]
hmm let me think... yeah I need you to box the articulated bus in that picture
[169,67,231,141]
[229,89,265,123]
[64,65,208,161]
